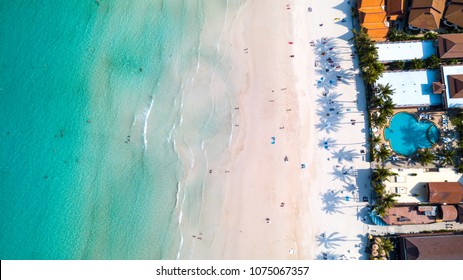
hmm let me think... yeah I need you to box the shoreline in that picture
[186,0,371,260]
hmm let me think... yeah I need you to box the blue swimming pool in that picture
[384,112,440,156]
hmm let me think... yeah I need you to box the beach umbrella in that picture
[381,257,387,260]
[372,244,379,250]
[371,250,379,257]
[374,237,382,244]
[380,250,386,256]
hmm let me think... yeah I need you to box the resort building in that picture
[441,65,463,108]
[438,33,463,59]
[408,0,446,31]
[383,204,459,225]
[427,181,463,204]
[357,0,408,41]
[386,0,407,21]
[383,168,462,204]
[376,70,442,107]
[376,40,436,62]
[398,232,463,259]
[357,0,389,41]
[443,0,463,29]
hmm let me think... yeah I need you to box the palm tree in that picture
[456,162,463,174]
[416,149,435,166]
[374,204,387,218]
[381,99,395,118]
[379,238,395,257]
[375,83,394,102]
[372,181,386,196]
[375,145,392,163]
[372,112,388,128]
[369,135,381,147]
[362,61,384,84]
[372,165,397,182]
[438,149,455,167]
[380,193,399,209]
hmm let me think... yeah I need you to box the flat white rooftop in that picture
[376,70,442,107]
[442,65,463,108]
[376,41,436,62]
[384,168,462,204]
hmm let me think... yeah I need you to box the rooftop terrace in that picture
[376,70,442,107]
[376,40,436,62]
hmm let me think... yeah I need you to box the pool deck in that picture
[371,108,456,169]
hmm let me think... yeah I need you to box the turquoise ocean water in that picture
[0,0,242,259]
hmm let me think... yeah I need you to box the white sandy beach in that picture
[188,0,372,260]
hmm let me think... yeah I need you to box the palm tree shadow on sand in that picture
[321,189,344,215]
[317,232,347,250]
[332,147,358,163]
[330,166,355,183]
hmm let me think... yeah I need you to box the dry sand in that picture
[190,0,372,260]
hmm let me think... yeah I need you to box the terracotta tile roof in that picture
[438,34,463,59]
[387,0,406,15]
[432,81,444,93]
[399,232,463,260]
[358,0,388,41]
[427,182,463,204]
[441,205,458,221]
[384,205,436,225]
[449,75,463,99]
[408,0,446,30]
[444,2,463,28]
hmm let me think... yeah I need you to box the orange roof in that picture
[357,0,389,41]
[358,0,385,8]
[427,182,463,204]
[444,2,463,28]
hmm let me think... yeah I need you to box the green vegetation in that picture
[389,60,405,70]
[353,28,384,85]
[388,28,438,42]
[370,83,395,131]
[371,166,398,217]
[424,55,440,69]
[445,58,459,65]
[449,109,463,173]
[438,148,455,167]
[416,148,435,166]
[410,58,425,69]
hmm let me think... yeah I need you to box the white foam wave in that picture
[142,97,154,150]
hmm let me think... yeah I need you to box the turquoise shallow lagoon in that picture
[0,0,241,259]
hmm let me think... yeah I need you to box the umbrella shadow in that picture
[317,232,347,249]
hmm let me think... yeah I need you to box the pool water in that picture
[384,112,440,156]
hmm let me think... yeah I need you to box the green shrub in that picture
[410,58,424,69]
[389,60,405,70]
[424,55,440,69]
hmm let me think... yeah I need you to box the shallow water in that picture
[0,0,243,259]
